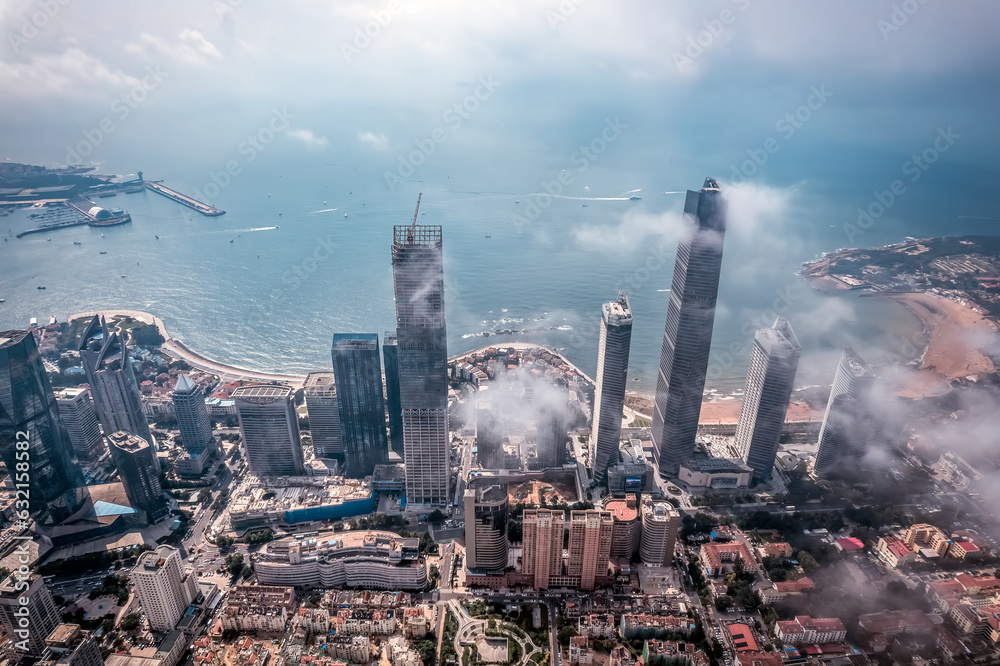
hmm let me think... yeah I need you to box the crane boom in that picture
[406,192,422,244]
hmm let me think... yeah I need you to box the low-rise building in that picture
[332,609,397,636]
[326,635,371,663]
[775,616,846,645]
[608,646,635,666]
[104,631,185,666]
[293,608,331,635]
[902,523,951,557]
[402,606,436,639]
[568,636,592,666]
[221,585,296,633]
[619,613,696,640]
[642,639,708,666]
[36,624,103,666]
[577,614,616,639]
[677,457,752,489]
[700,542,756,577]
[874,535,915,568]
[757,577,815,604]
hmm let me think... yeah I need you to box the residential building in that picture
[700,542,756,577]
[639,495,680,567]
[171,373,215,474]
[326,635,372,663]
[757,577,815,605]
[567,510,613,591]
[304,372,344,460]
[0,330,87,522]
[902,523,952,557]
[129,545,197,632]
[332,609,397,635]
[733,317,800,484]
[775,616,847,645]
[464,482,509,572]
[577,614,616,639]
[36,624,103,666]
[233,385,304,477]
[651,178,727,477]
[568,636,592,666]
[382,332,404,458]
[591,292,633,483]
[620,614,696,639]
[814,347,882,477]
[874,535,915,568]
[53,387,105,462]
[521,509,565,590]
[104,631,185,666]
[221,585,295,633]
[605,495,641,559]
[332,334,389,477]
[0,574,62,658]
[392,224,450,506]
[107,430,169,523]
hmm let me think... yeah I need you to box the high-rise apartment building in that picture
[591,292,633,484]
[814,347,876,477]
[107,430,168,523]
[54,387,105,462]
[651,178,727,477]
[0,330,86,522]
[304,372,344,460]
[129,545,197,631]
[0,574,62,658]
[232,385,304,477]
[734,317,801,484]
[605,495,641,560]
[37,624,104,666]
[78,316,153,448]
[567,510,613,591]
[171,374,214,459]
[522,509,565,590]
[531,389,567,470]
[639,495,680,567]
[463,482,509,571]
[382,332,404,457]
[332,334,389,478]
[391,224,449,506]
[475,397,504,469]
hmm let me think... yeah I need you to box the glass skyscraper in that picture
[382,331,404,458]
[814,347,877,477]
[332,333,389,478]
[590,292,633,484]
[392,224,450,506]
[0,330,86,523]
[651,177,727,478]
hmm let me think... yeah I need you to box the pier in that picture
[146,181,225,216]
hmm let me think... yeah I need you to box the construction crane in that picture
[406,192,422,244]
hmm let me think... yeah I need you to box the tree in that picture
[429,509,446,522]
[557,625,577,646]
[226,553,244,577]
[120,614,141,632]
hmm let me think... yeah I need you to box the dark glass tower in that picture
[814,347,877,477]
[651,177,727,477]
[734,317,801,484]
[591,292,633,484]
[392,224,450,506]
[107,430,169,523]
[382,331,404,457]
[332,333,389,478]
[0,330,87,523]
[172,373,214,458]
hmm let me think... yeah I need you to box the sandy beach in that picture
[625,393,822,425]
[880,291,997,398]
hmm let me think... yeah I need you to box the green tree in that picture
[120,614,141,632]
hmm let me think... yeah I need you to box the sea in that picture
[0,136,993,397]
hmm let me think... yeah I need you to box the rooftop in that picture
[232,385,293,399]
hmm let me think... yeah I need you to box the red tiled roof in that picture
[835,537,864,551]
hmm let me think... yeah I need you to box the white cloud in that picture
[357,131,389,151]
[573,207,685,252]
[0,48,140,98]
[128,28,222,66]
[288,128,328,150]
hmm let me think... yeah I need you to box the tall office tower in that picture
[591,292,633,484]
[463,481,509,571]
[814,347,876,478]
[567,510,614,591]
[37,624,104,666]
[0,330,86,522]
[392,224,449,506]
[78,316,153,447]
[476,398,504,469]
[733,317,801,484]
[639,495,680,567]
[532,390,568,470]
[304,372,344,460]
[232,385,304,477]
[382,332,404,458]
[651,177,727,477]
[107,431,168,523]
[53,387,105,463]
[0,574,62,658]
[130,545,197,632]
[332,334,389,478]
[172,373,214,458]
[605,495,641,560]
[522,509,565,590]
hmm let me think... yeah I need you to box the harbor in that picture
[145,181,226,216]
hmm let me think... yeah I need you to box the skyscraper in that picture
[0,330,86,522]
[567,510,613,591]
[522,509,565,590]
[591,292,633,484]
[232,385,304,477]
[814,347,877,478]
[54,387,105,462]
[639,495,680,567]
[171,374,214,466]
[332,334,389,478]
[78,316,153,448]
[651,177,727,477]
[475,396,504,469]
[734,317,801,484]
[0,574,62,658]
[107,430,168,523]
[391,224,449,506]
[463,481,509,571]
[304,372,344,460]
[129,545,197,632]
[382,332,404,458]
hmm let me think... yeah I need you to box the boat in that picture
[628,196,641,200]
[120,274,127,278]
[99,192,117,198]
[515,199,520,204]
[37,286,46,290]
[0,299,5,303]
[99,251,107,254]
[582,204,588,207]
[230,239,234,243]
[344,213,348,218]
[155,235,159,239]
[73,240,82,245]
